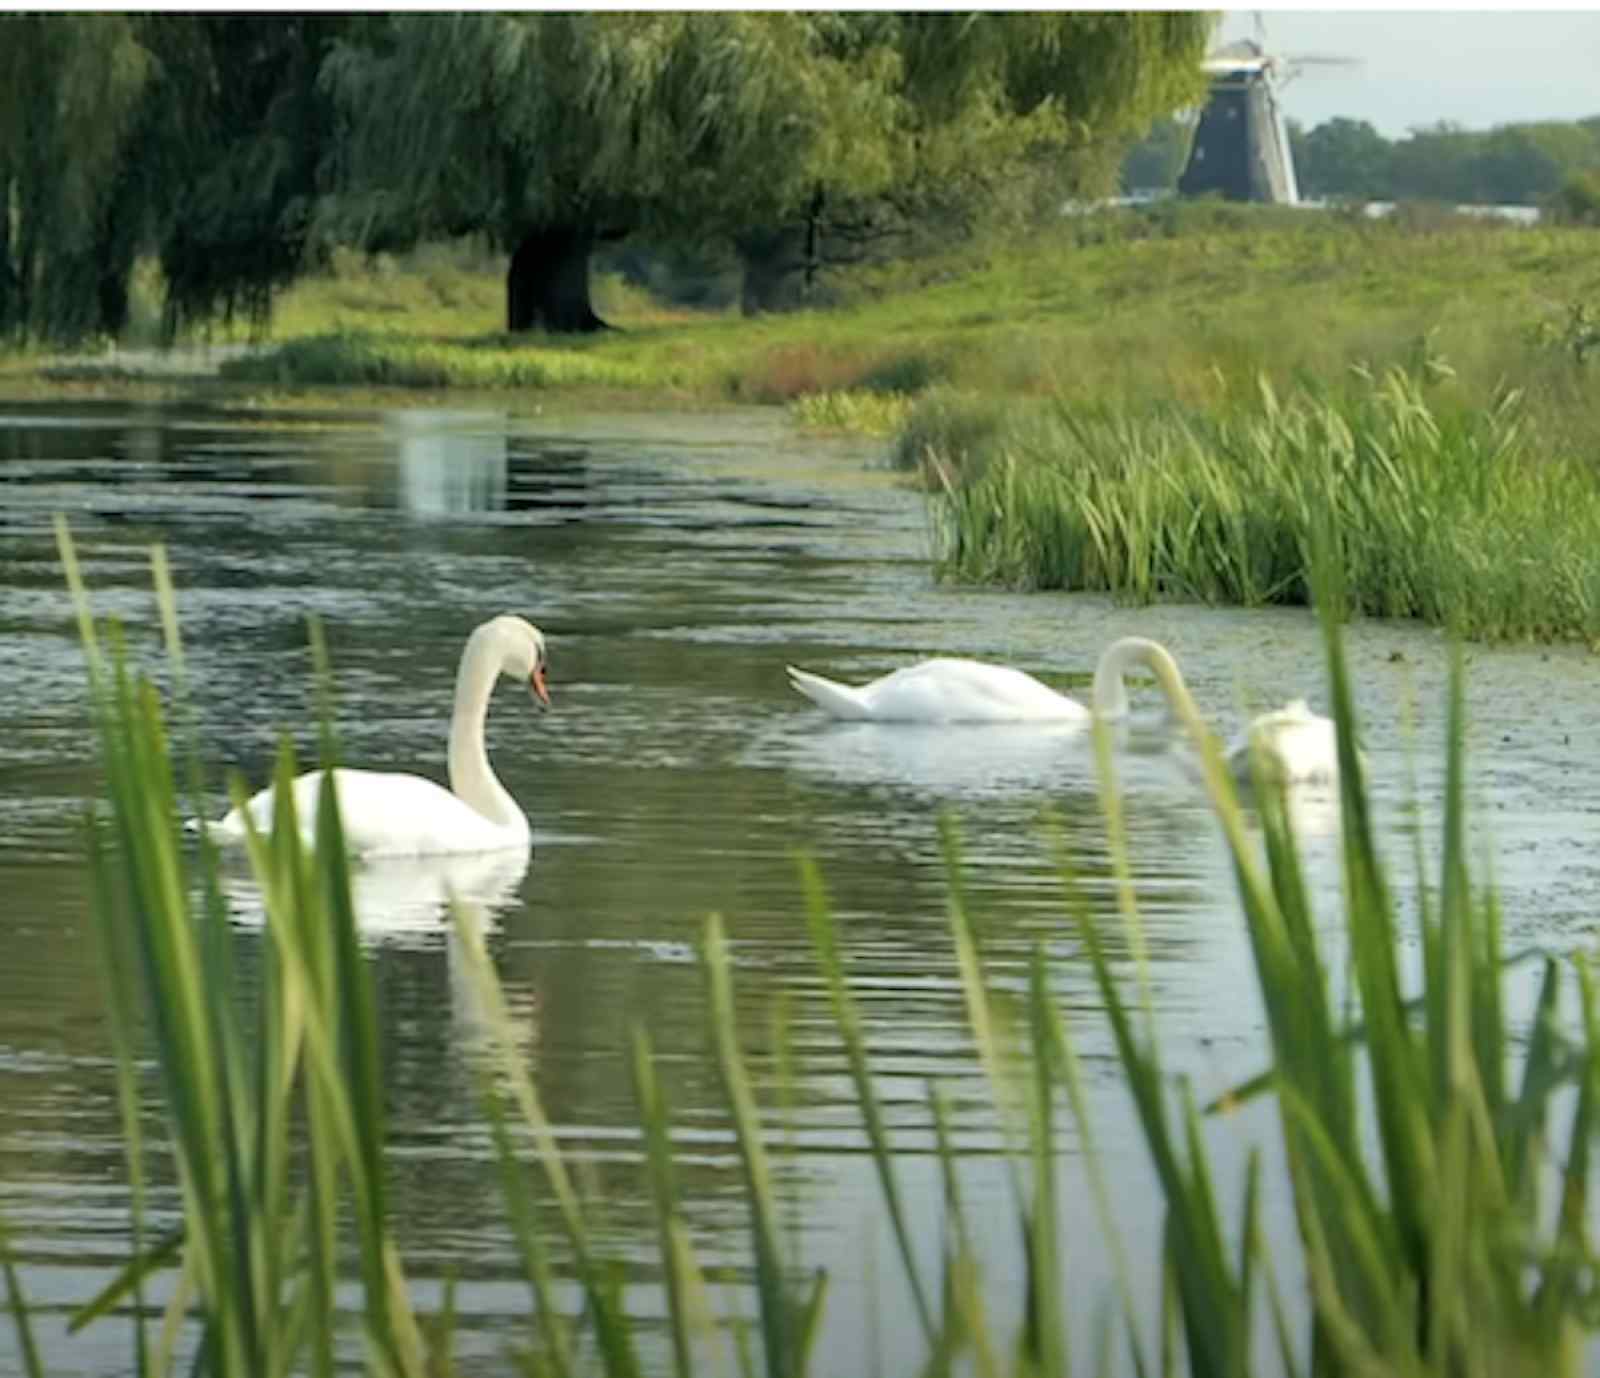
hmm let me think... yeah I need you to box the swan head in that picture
[481,614,550,708]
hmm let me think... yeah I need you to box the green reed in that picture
[20,520,1600,1376]
[924,363,1600,644]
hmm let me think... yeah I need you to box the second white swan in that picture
[787,637,1343,785]
[786,637,1185,724]
[200,614,550,857]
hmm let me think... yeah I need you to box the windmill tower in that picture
[1178,24,1358,205]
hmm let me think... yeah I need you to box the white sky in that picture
[1216,10,1600,137]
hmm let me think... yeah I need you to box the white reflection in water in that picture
[770,715,1182,802]
[219,844,530,946]
[388,410,508,516]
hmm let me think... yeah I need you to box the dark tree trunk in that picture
[506,226,607,334]
[735,225,806,316]
[0,169,13,334]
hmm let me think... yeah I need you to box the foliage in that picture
[0,15,152,340]
[0,16,350,344]
[1119,114,1196,193]
[222,331,653,390]
[319,13,1215,324]
[1289,113,1600,207]
[29,523,1600,1378]
[1547,169,1600,227]
[923,362,1600,644]
[787,388,914,436]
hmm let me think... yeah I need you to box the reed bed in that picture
[787,388,915,436]
[923,365,1600,644]
[13,522,1600,1376]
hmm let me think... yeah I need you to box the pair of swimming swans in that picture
[786,639,1342,787]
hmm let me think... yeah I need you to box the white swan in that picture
[1223,697,1340,788]
[785,637,1181,725]
[788,637,1345,786]
[201,615,550,857]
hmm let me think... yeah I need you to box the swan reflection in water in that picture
[218,844,530,946]
[219,845,536,1064]
[771,716,1177,804]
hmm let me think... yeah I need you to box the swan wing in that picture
[858,658,1087,723]
[207,768,527,857]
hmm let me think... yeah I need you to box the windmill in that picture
[1177,18,1359,205]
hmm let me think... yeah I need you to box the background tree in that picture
[1291,114,1600,208]
[1121,116,1197,194]
[140,15,350,338]
[1289,116,1393,201]
[0,15,151,340]
[0,15,346,343]
[321,12,1215,330]
[731,13,1216,313]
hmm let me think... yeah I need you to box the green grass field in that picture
[204,206,1600,418]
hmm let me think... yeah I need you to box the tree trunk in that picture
[0,168,13,335]
[506,226,607,334]
[735,225,806,317]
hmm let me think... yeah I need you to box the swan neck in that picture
[447,630,523,831]
[1092,637,1195,723]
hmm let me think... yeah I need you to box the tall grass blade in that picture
[797,859,935,1344]
[703,914,796,1378]
[0,1209,43,1378]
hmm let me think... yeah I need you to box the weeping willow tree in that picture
[0,15,348,344]
[138,15,351,338]
[0,15,151,340]
[321,12,1216,332]
[733,12,1217,312]
[320,13,861,332]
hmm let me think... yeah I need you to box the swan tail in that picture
[786,665,872,720]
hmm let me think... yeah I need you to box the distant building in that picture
[1178,39,1301,205]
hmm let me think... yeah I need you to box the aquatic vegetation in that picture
[787,388,915,436]
[220,331,659,391]
[20,522,1600,1376]
[926,363,1600,644]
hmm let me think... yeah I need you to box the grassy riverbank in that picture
[24,524,1600,1378]
[239,209,1600,416]
[917,360,1600,644]
[10,206,1600,641]
[7,205,1596,414]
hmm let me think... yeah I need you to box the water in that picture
[2,399,1598,1375]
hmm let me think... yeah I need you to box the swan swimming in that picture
[199,614,550,857]
[787,637,1344,785]
[1223,697,1341,788]
[785,636,1185,725]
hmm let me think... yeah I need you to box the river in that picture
[1,400,1596,1375]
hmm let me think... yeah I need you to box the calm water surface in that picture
[1,401,1598,1375]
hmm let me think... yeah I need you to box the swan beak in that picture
[530,664,551,709]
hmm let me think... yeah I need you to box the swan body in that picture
[1225,698,1340,787]
[785,636,1179,725]
[786,658,1088,723]
[201,614,550,857]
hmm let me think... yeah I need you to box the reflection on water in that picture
[390,410,508,517]
[2,401,1599,1374]
[217,844,531,945]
